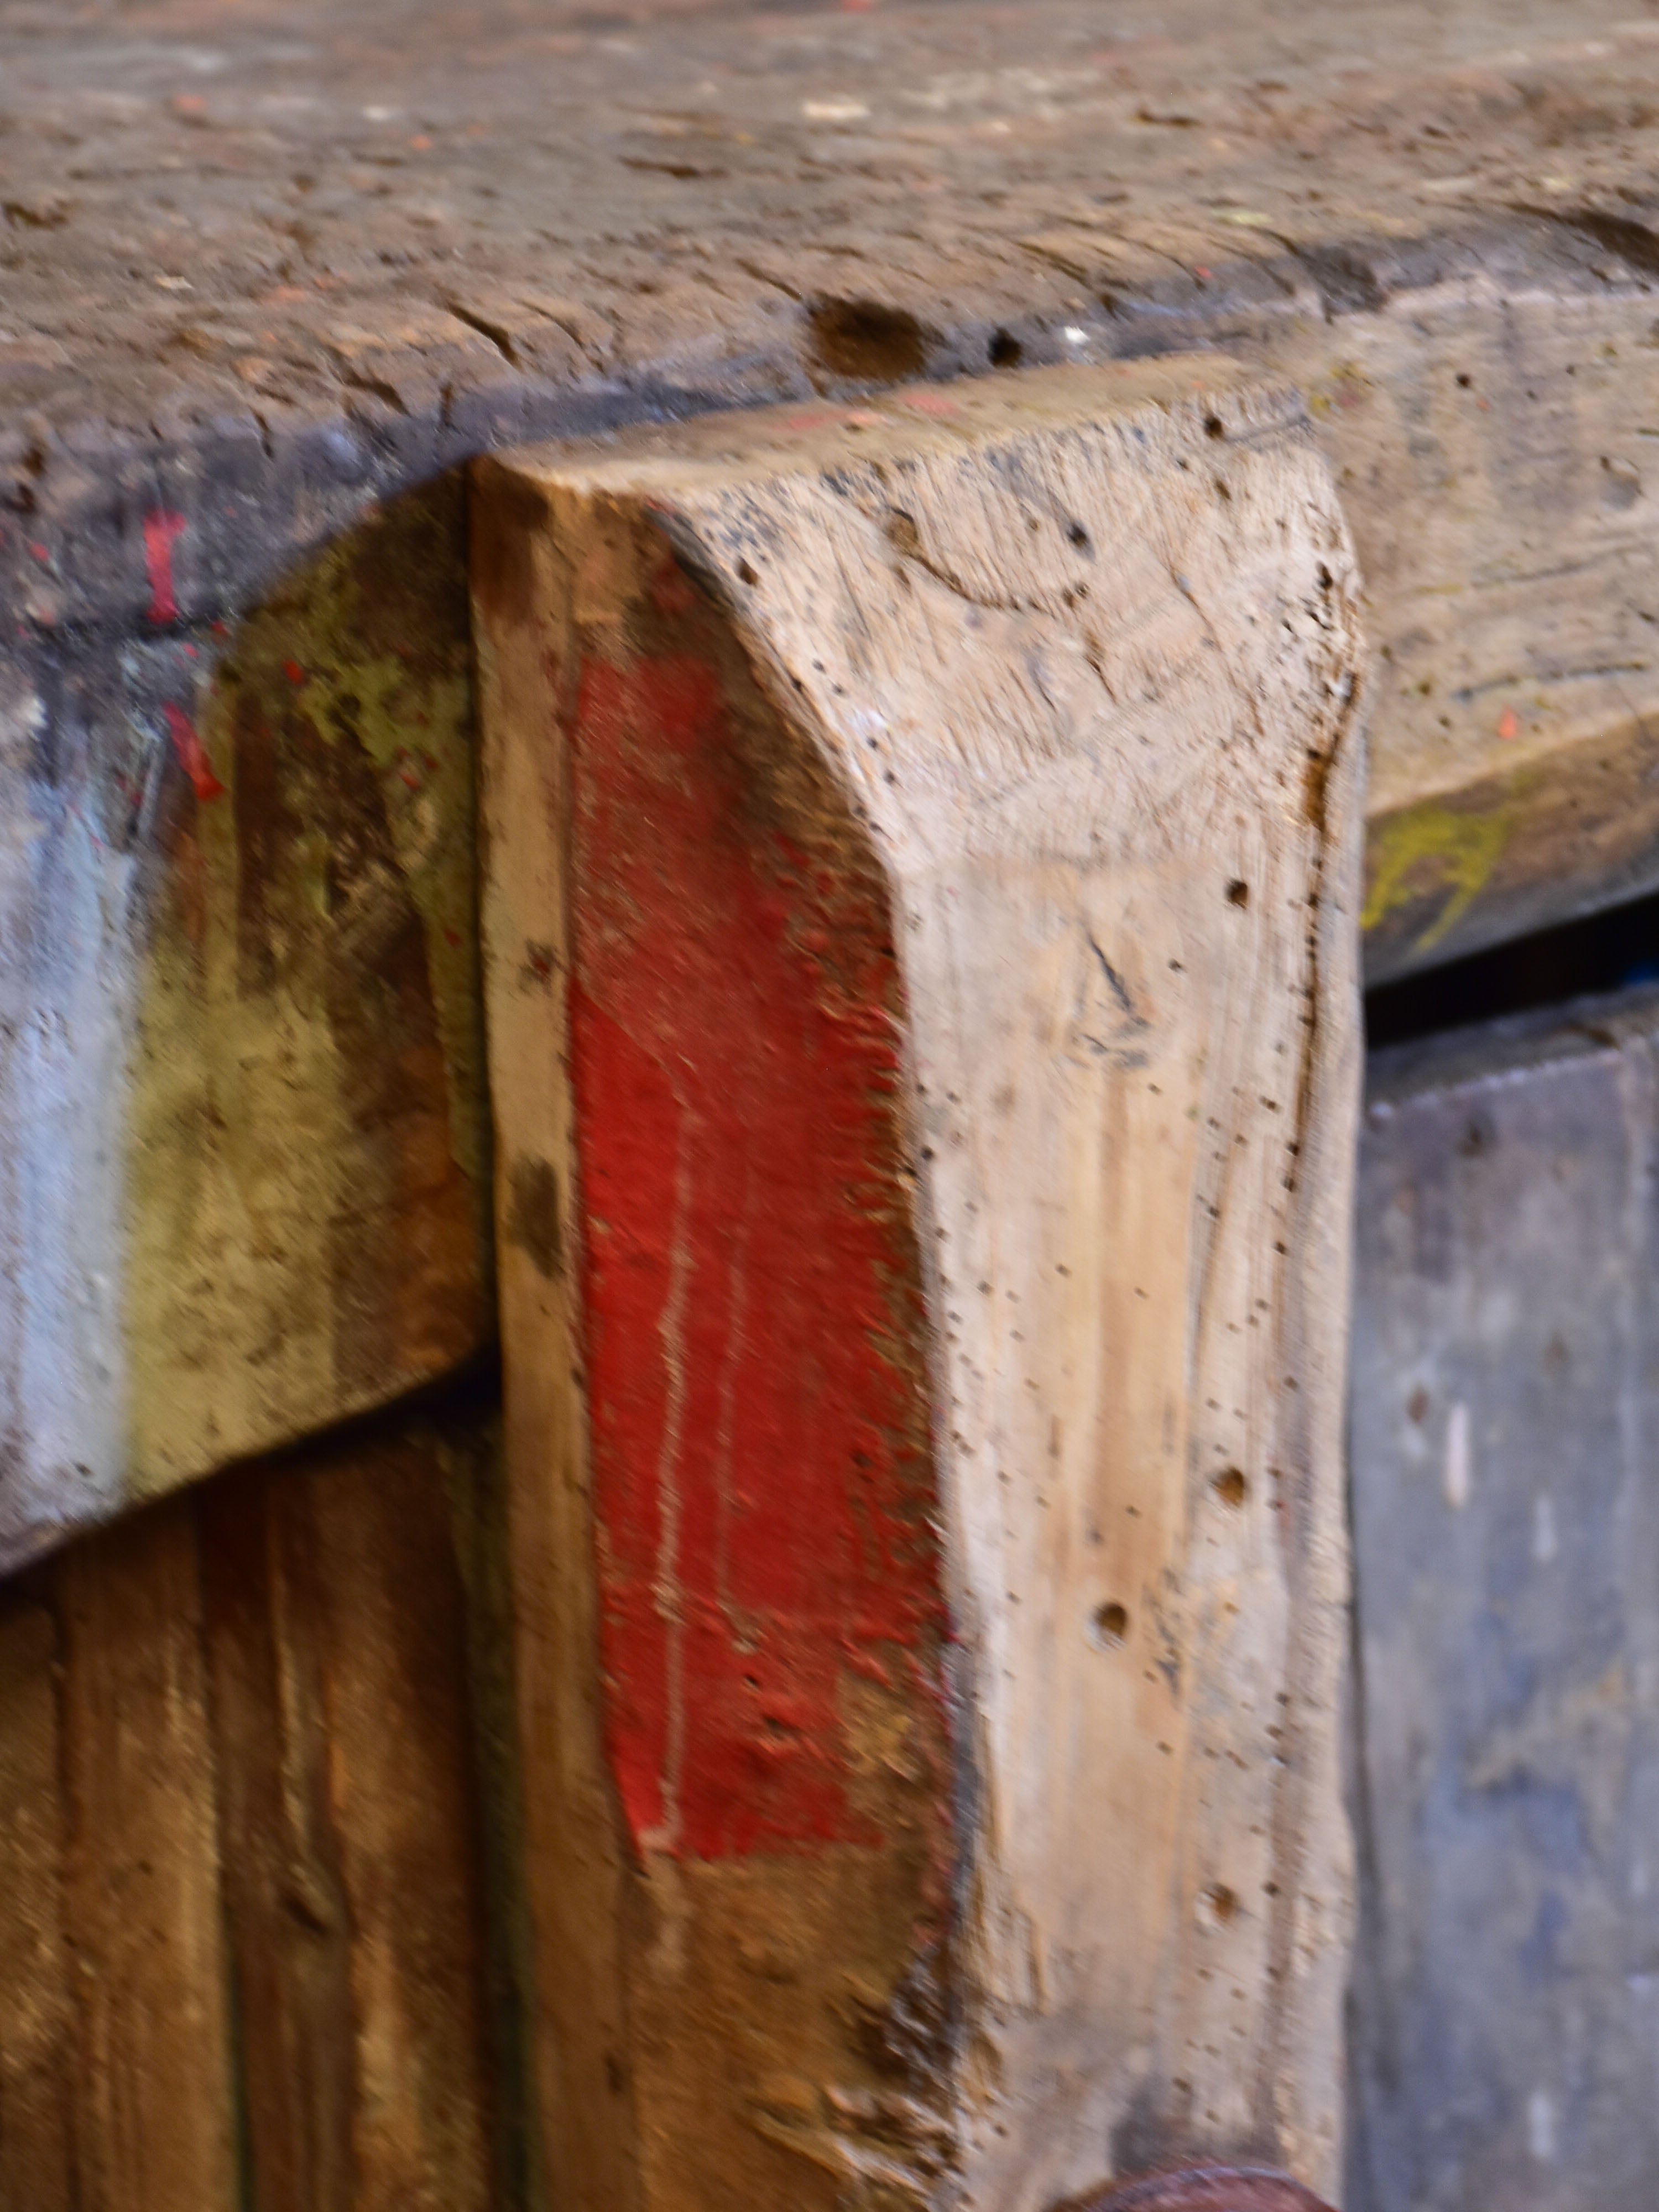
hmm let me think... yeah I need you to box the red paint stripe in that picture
[164,703,226,801]
[144,509,187,624]
[569,569,944,1860]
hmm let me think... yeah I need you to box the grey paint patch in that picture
[1350,983,1659,2212]
[0,645,140,1563]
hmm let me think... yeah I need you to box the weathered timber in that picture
[474,359,1366,2212]
[1350,983,1659,2212]
[0,1401,517,2212]
[0,479,491,1571]
[11,0,1659,1558]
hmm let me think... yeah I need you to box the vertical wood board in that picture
[475,357,1366,2212]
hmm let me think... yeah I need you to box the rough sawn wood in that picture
[473,359,1366,2212]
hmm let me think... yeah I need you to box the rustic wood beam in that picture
[473,359,1366,2211]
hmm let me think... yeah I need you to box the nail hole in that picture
[1067,521,1091,550]
[1204,414,1225,440]
[1227,879,1250,907]
[1457,1113,1494,1158]
[1199,1883,1239,1927]
[1213,1468,1248,1509]
[737,560,759,586]
[1093,1600,1129,1646]
[989,328,1023,368]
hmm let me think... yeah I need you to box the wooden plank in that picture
[0,1581,74,2212]
[198,1425,503,2212]
[1350,985,1659,2211]
[1273,292,1659,984]
[0,481,493,1574]
[56,1499,239,2212]
[474,358,1365,2211]
[197,1460,358,2212]
[299,1430,500,2212]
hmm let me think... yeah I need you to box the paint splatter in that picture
[1498,706,1519,740]
[143,510,187,624]
[163,703,226,801]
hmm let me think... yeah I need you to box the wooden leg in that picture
[474,360,1366,2212]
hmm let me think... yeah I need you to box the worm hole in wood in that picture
[1093,1600,1130,1646]
[1213,1468,1249,1509]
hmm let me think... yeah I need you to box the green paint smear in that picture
[1363,799,1515,955]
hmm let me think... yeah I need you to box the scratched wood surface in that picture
[475,358,1365,2212]
[1350,984,1659,2212]
[0,1398,520,2212]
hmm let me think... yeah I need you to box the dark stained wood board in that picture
[1350,983,1659,2212]
[0,1393,524,2212]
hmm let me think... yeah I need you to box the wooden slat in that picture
[198,1428,502,2212]
[0,1584,74,2212]
[198,1463,358,2212]
[56,1501,239,2212]
[475,358,1365,2211]
[301,1433,500,2212]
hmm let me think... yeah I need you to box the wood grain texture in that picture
[474,358,1366,2212]
[57,1503,239,2212]
[0,1588,74,2212]
[1350,985,1659,2212]
[0,1405,513,2212]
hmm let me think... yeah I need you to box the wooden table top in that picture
[5,0,1659,626]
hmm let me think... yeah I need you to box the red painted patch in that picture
[569,578,943,1860]
[163,703,226,801]
[143,509,187,623]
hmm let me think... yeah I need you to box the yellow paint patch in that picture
[124,479,490,1504]
[1361,799,1514,954]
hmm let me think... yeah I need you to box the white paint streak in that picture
[1533,1491,1558,1564]
[1444,1400,1472,1510]
[1528,2088,1557,2163]
[642,1087,695,1857]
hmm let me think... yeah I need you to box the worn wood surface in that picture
[475,358,1365,2212]
[1351,984,1659,2212]
[0,1400,518,2212]
[11,0,1659,1557]
[0,479,492,1572]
